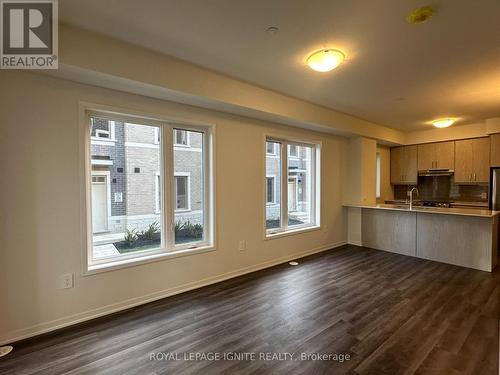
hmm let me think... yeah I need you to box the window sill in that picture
[85,245,215,276]
[265,225,321,240]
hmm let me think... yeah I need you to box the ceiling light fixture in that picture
[432,118,455,128]
[306,49,345,72]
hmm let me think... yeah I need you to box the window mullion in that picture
[163,125,175,250]
[282,142,289,232]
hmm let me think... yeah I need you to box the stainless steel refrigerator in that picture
[489,167,500,209]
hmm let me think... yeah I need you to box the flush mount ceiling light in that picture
[306,49,345,72]
[432,118,455,128]
[407,6,435,24]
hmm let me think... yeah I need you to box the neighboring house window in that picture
[86,112,213,271]
[154,128,160,145]
[266,141,277,155]
[265,138,320,236]
[175,175,190,210]
[266,176,276,204]
[376,152,381,199]
[91,118,115,140]
[174,129,189,146]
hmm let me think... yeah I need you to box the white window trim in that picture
[80,103,215,275]
[174,129,190,147]
[266,175,277,205]
[264,135,321,239]
[174,172,191,212]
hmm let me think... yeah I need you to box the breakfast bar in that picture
[345,204,500,272]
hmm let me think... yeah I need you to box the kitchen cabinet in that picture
[490,134,500,166]
[454,137,490,183]
[391,145,417,184]
[417,141,454,170]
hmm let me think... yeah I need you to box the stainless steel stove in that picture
[421,201,453,208]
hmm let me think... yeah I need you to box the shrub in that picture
[175,220,203,239]
[124,229,138,246]
[141,221,160,240]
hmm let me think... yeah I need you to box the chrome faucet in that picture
[408,187,419,210]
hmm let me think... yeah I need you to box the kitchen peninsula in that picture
[345,203,499,272]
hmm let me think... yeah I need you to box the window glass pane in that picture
[90,118,162,260]
[266,141,281,229]
[174,129,204,244]
[288,144,313,227]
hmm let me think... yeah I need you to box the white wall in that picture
[0,71,348,343]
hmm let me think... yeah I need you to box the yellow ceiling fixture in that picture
[432,118,455,128]
[407,6,435,24]
[306,49,345,72]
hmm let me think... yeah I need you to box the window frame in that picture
[264,136,321,239]
[81,106,215,274]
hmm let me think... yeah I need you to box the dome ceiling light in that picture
[432,118,455,128]
[306,49,345,72]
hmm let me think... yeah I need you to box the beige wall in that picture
[0,71,349,343]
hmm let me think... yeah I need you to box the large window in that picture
[86,112,213,270]
[265,138,320,235]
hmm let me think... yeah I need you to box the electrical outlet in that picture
[60,273,74,289]
[323,225,328,233]
[238,240,247,252]
[481,192,487,199]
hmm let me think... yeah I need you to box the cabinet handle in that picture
[474,173,476,181]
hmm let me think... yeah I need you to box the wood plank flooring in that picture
[1,245,499,374]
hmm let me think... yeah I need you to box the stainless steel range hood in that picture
[418,169,454,177]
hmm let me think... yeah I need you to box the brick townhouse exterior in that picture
[90,118,203,237]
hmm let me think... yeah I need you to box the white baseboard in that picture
[0,240,346,345]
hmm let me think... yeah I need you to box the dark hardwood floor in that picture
[1,245,499,375]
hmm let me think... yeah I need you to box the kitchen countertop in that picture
[345,203,500,218]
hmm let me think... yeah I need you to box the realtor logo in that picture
[1,0,58,69]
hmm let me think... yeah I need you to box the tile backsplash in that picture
[393,176,488,202]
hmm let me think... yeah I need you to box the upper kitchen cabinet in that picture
[391,145,417,184]
[490,134,500,166]
[417,141,455,171]
[454,137,490,183]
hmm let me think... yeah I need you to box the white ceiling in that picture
[61,0,500,131]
